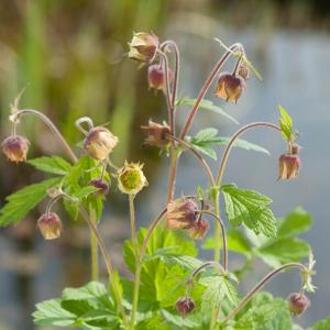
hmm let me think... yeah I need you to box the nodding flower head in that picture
[37,212,63,240]
[215,72,246,103]
[189,219,209,240]
[278,144,301,180]
[175,296,196,316]
[117,162,148,195]
[84,127,118,161]
[141,120,171,147]
[167,197,199,230]
[128,32,159,63]
[1,135,30,163]
[90,179,110,196]
[287,292,310,316]
[147,64,172,90]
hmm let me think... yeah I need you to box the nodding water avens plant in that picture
[1,31,327,330]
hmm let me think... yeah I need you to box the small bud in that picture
[84,127,118,161]
[147,64,172,90]
[167,198,199,230]
[117,162,148,195]
[238,63,250,80]
[288,292,310,316]
[1,135,30,163]
[189,219,209,240]
[37,212,63,240]
[175,296,196,316]
[278,144,301,180]
[90,179,109,196]
[141,120,171,147]
[215,72,246,103]
[128,32,159,63]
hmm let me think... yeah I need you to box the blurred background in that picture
[0,0,330,329]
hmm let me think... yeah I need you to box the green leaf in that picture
[199,274,239,313]
[278,104,294,141]
[33,299,76,327]
[311,317,330,330]
[257,238,310,268]
[187,128,269,160]
[176,98,239,124]
[0,177,62,227]
[221,184,277,238]
[234,292,292,330]
[161,310,200,328]
[277,207,312,239]
[28,156,72,175]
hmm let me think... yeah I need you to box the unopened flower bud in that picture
[175,296,196,316]
[117,162,148,195]
[84,127,118,161]
[287,292,310,316]
[141,120,171,147]
[90,179,109,196]
[147,64,172,90]
[189,219,209,240]
[1,135,30,163]
[278,144,301,180]
[37,212,62,240]
[167,198,199,230]
[128,32,159,63]
[238,63,250,80]
[215,72,246,103]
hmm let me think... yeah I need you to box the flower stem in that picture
[167,149,180,202]
[12,109,78,163]
[168,135,215,186]
[129,194,138,252]
[89,207,99,281]
[216,122,281,186]
[130,208,167,329]
[179,43,243,139]
[222,263,307,325]
[201,210,228,271]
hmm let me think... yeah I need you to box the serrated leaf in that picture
[200,274,239,313]
[0,177,62,227]
[278,104,294,141]
[234,292,292,330]
[161,309,200,328]
[28,156,72,175]
[221,184,277,238]
[176,98,239,124]
[33,299,76,327]
[188,128,269,161]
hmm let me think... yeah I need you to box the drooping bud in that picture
[189,219,209,240]
[287,292,310,316]
[147,64,172,90]
[37,212,63,240]
[84,127,118,161]
[175,296,196,316]
[215,72,246,103]
[117,162,148,195]
[90,179,109,196]
[141,120,171,147]
[278,144,301,180]
[167,197,199,230]
[128,32,159,63]
[1,135,30,163]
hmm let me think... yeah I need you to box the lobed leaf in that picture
[28,156,72,176]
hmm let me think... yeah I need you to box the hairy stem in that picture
[216,122,281,185]
[168,135,215,186]
[12,109,78,163]
[167,149,180,202]
[89,207,99,281]
[180,43,243,139]
[222,263,307,324]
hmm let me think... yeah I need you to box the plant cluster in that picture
[0,32,328,329]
